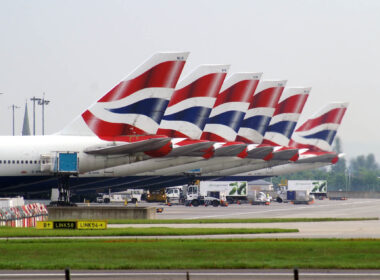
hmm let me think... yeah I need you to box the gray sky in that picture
[0,0,379,161]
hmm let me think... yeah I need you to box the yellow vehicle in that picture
[146,188,167,202]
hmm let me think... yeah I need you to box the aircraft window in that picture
[34,160,37,164]
[25,161,28,164]
[16,160,19,164]
[12,160,15,164]
[8,160,11,164]
[42,161,45,164]
[0,160,2,164]
[20,160,23,164]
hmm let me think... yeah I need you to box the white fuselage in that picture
[0,136,139,177]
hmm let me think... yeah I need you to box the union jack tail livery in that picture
[236,80,286,144]
[60,52,189,138]
[157,64,229,139]
[261,87,311,147]
[289,102,349,152]
[200,73,262,142]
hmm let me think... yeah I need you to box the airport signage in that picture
[77,220,107,230]
[36,220,107,230]
[53,221,77,229]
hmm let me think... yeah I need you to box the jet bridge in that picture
[40,152,79,175]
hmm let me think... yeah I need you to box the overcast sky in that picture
[0,0,379,161]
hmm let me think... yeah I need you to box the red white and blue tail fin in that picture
[157,64,229,139]
[59,52,189,137]
[261,87,311,147]
[289,102,349,152]
[236,80,286,144]
[200,73,262,142]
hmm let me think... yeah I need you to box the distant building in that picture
[22,102,31,136]
[248,179,273,191]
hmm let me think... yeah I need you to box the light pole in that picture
[37,93,50,135]
[30,96,41,135]
[9,104,20,136]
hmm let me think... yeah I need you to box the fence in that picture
[0,203,48,227]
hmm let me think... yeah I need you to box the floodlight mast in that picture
[38,93,50,135]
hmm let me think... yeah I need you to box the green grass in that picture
[108,217,378,224]
[0,239,379,269]
[0,227,297,237]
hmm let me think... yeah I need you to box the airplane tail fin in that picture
[289,102,349,152]
[200,73,262,142]
[156,64,229,139]
[261,87,311,146]
[59,52,189,137]
[236,80,286,144]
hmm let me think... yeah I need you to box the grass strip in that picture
[0,238,379,269]
[108,217,378,224]
[0,227,297,237]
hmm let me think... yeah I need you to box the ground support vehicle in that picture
[250,191,271,205]
[165,186,182,204]
[184,183,228,207]
[287,180,327,199]
[146,188,167,203]
[276,190,314,204]
[96,189,143,204]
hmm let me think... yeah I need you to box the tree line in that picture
[272,137,380,192]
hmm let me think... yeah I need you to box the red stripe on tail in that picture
[99,60,185,102]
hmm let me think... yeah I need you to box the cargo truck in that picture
[287,180,327,199]
[276,189,314,204]
[166,181,250,206]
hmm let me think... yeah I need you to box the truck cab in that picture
[184,184,226,207]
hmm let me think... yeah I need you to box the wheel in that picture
[191,199,200,207]
[276,197,283,203]
[212,200,220,207]
[131,198,137,204]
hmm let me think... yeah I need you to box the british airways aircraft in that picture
[231,102,349,178]
[140,79,284,177]
[0,52,189,194]
[203,86,311,176]
[81,64,230,176]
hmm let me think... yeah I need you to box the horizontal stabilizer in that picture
[246,145,273,159]
[297,152,338,164]
[271,147,299,161]
[168,141,215,157]
[84,137,171,155]
[213,143,247,157]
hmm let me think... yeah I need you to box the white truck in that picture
[276,185,315,204]
[288,180,327,198]
[183,181,248,207]
[97,189,143,204]
[165,186,183,204]
[184,183,226,207]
